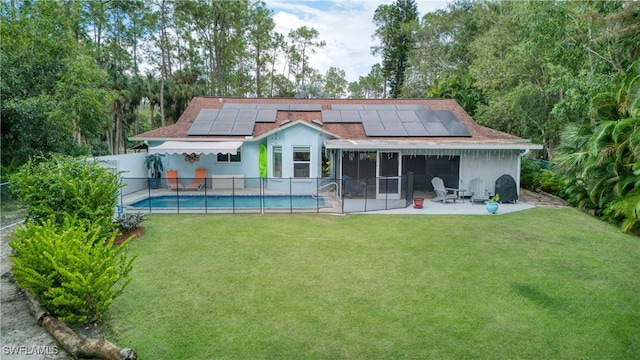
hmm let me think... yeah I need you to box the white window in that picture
[292,146,310,178]
[217,150,241,163]
[273,146,282,178]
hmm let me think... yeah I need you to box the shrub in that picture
[520,159,567,198]
[538,169,564,195]
[9,154,120,236]
[9,216,136,324]
[114,213,147,233]
[520,158,543,190]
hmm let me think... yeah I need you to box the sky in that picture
[266,0,450,83]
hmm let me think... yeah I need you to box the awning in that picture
[148,141,243,155]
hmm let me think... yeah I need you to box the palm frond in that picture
[590,92,619,121]
[605,188,640,233]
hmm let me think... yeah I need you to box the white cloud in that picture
[268,0,449,82]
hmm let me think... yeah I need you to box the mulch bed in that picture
[113,227,145,245]
[519,188,568,207]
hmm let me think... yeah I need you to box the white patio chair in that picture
[469,178,490,204]
[431,177,459,204]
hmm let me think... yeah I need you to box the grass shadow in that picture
[511,283,565,311]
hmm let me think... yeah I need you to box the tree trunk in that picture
[149,102,155,129]
[255,46,261,98]
[115,113,122,155]
[26,291,136,360]
[134,107,140,135]
[105,129,113,155]
[42,317,136,360]
[160,77,165,127]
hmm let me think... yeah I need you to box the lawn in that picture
[109,208,640,359]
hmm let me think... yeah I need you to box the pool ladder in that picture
[312,182,340,201]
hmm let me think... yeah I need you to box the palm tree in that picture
[427,74,485,116]
[555,59,640,232]
[145,72,161,129]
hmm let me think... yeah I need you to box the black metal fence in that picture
[118,175,414,214]
[2,174,415,221]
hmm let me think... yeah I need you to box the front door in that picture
[377,152,401,199]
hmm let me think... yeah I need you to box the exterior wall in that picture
[95,152,148,196]
[129,138,525,197]
[265,123,329,194]
[143,123,328,194]
[459,149,522,194]
[146,141,261,190]
[337,148,522,196]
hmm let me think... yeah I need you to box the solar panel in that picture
[354,107,472,137]
[209,121,234,135]
[362,118,386,136]
[189,103,471,138]
[383,124,408,136]
[223,103,256,109]
[230,121,255,136]
[377,110,400,123]
[193,109,219,121]
[216,109,238,122]
[415,110,440,123]
[403,122,429,136]
[434,111,471,136]
[321,110,342,123]
[236,109,258,122]
[290,104,322,111]
[340,110,362,123]
[424,122,450,136]
[359,110,381,123]
[396,104,429,111]
[448,122,471,136]
[256,109,277,123]
[363,104,396,111]
[257,104,289,110]
[331,104,363,110]
[378,111,407,136]
[187,121,215,135]
[187,109,219,135]
[397,111,420,123]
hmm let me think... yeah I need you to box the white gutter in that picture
[325,140,543,151]
[130,137,249,142]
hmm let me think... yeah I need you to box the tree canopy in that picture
[2,0,639,231]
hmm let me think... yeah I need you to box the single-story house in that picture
[130,97,542,201]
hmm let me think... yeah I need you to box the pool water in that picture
[129,195,327,209]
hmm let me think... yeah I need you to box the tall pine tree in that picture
[372,0,418,98]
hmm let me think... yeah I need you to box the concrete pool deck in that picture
[120,188,539,215]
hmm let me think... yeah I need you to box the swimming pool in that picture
[128,195,328,209]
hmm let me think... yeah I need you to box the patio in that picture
[357,198,534,215]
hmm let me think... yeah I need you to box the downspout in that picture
[516,149,530,197]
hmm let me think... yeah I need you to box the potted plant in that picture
[144,153,164,189]
[413,198,424,209]
[485,193,500,214]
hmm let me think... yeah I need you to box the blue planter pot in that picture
[485,201,499,214]
[148,178,161,189]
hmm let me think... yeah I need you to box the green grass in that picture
[109,208,640,359]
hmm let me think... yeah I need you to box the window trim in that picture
[292,146,311,178]
[272,146,282,178]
